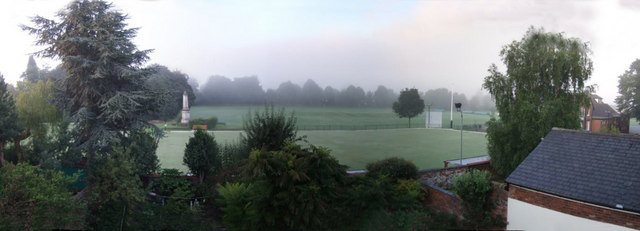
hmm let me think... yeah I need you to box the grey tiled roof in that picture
[591,102,619,118]
[506,128,640,213]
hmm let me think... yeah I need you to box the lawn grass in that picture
[156,128,487,172]
[187,106,492,130]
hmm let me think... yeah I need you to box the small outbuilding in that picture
[506,128,640,230]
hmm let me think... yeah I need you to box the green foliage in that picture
[189,116,219,129]
[396,179,428,201]
[393,88,425,127]
[0,163,84,230]
[483,27,592,175]
[50,120,83,167]
[14,80,62,138]
[453,170,501,228]
[0,74,21,162]
[216,182,260,231]
[215,143,431,230]
[23,0,166,154]
[242,105,298,151]
[20,56,44,83]
[600,125,621,134]
[366,157,418,181]
[219,140,251,182]
[147,168,205,230]
[241,143,348,230]
[359,208,459,231]
[12,80,64,165]
[86,144,147,230]
[616,59,640,120]
[123,131,160,176]
[145,65,196,121]
[184,129,220,183]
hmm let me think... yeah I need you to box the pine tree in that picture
[20,56,43,83]
[22,0,166,154]
[0,74,21,163]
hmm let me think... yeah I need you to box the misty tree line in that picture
[14,56,493,122]
[192,75,495,111]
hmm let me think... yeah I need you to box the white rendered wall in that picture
[508,198,636,231]
[425,111,442,128]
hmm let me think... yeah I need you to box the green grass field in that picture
[186,106,492,130]
[156,128,487,172]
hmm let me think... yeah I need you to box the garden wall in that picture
[418,163,507,224]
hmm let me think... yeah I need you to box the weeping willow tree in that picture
[483,27,593,175]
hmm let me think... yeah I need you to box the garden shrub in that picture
[395,178,428,201]
[242,105,298,151]
[218,140,251,182]
[366,157,418,180]
[359,208,459,231]
[189,116,218,129]
[241,143,348,230]
[147,168,205,231]
[0,163,84,230]
[184,128,220,183]
[216,182,260,231]
[453,169,503,229]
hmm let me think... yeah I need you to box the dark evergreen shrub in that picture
[366,157,418,180]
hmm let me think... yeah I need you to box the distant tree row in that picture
[194,76,495,111]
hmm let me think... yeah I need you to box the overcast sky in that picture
[2,0,640,104]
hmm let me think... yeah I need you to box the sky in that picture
[1,0,640,105]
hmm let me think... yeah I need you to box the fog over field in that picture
[2,0,640,104]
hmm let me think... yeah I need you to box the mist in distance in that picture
[2,0,640,105]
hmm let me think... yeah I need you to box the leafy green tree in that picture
[483,27,592,175]
[23,1,167,228]
[14,80,62,145]
[124,131,160,176]
[393,88,425,127]
[20,56,44,83]
[86,144,147,230]
[241,144,349,230]
[145,65,195,121]
[615,59,640,120]
[22,0,165,155]
[147,169,206,230]
[0,74,21,163]
[0,163,84,230]
[373,85,397,107]
[184,129,220,183]
[242,105,298,151]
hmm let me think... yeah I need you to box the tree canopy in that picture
[615,59,640,120]
[20,56,45,83]
[393,88,425,127]
[23,0,165,154]
[483,27,592,175]
[184,129,220,183]
[0,74,21,163]
[145,64,195,121]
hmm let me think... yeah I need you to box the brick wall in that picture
[421,181,508,224]
[509,185,640,230]
[417,162,497,189]
[418,166,467,189]
[422,183,464,219]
